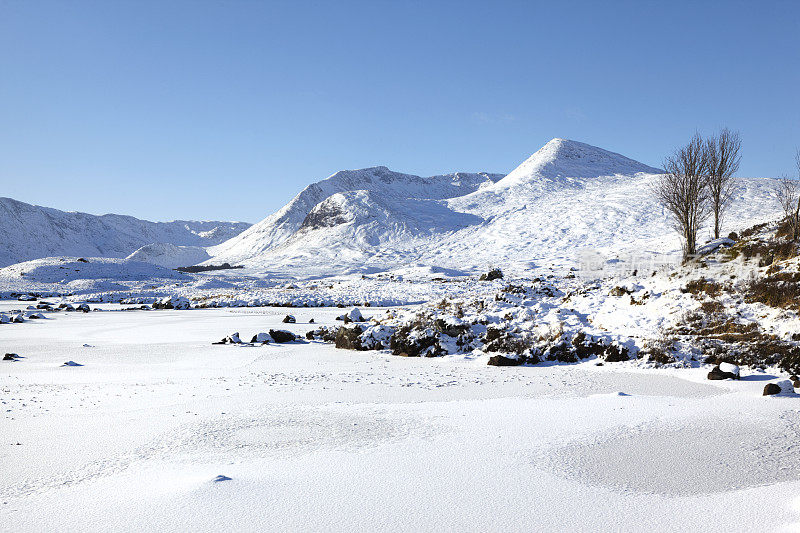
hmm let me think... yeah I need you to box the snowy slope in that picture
[208,167,502,265]
[208,139,782,277]
[0,197,250,267]
[125,243,211,269]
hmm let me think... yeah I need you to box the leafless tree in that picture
[776,150,800,241]
[775,176,800,241]
[656,133,710,259]
[705,128,741,239]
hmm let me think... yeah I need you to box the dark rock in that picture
[77,258,89,263]
[479,268,504,281]
[763,383,782,396]
[390,325,443,357]
[707,366,739,380]
[269,329,295,343]
[487,355,522,366]
[3,353,19,361]
[282,315,296,324]
[309,318,315,324]
[76,303,91,313]
[335,326,364,350]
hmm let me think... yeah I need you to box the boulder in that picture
[763,383,782,396]
[707,365,739,380]
[11,314,25,323]
[487,355,522,366]
[347,308,364,322]
[309,318,315,324]
[718,362,740,378]
[76,303,91,313]
[479,268,504,281]
[3,353,20,361]
[268,329,295,343]
[26,312,45,319]
[213,332,243,345]
[62,361,83,367]
[282,315,296,324]
[154,296,190,310]
[335,326,364,350]
[337,308,365,322]
[250,332,272,344]
[0,314,10,324]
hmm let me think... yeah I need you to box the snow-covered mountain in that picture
[208,166,502,265]
[207,138,782,277]
[0,197,251,268]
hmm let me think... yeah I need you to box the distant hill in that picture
[0,197,250,267]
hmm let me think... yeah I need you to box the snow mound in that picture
[126,243,211,268]
[0,257,187,283]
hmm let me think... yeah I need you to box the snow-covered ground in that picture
[3,305,800,532]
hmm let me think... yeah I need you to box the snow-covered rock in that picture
[250,332,272,344]
[153,296,190,310]
[719,362,740,378]
[347,308,364,322]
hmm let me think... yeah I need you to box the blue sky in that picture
[1,0,798,223]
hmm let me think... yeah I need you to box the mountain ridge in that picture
[0,196,251,268]
[206,138,780,277]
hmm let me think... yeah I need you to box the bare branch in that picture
[706,128,741,239]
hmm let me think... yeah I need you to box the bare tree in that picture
[775,176,800,241]
[705,128,741,239]
[656,133,710,259]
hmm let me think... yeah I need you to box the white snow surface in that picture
[0,196,250,267]
[207,139,782,278]
[2,305,800,532]
[125,243,211,268]
[0,257,187,285]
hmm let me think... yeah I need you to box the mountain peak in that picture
[496,139,662,188]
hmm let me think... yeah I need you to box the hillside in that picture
[207,167,503,266]
[0,197,251,267]
[207,139,781,277]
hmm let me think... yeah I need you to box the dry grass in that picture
[682,278,723,297]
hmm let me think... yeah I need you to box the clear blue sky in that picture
[1,0,798,223]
